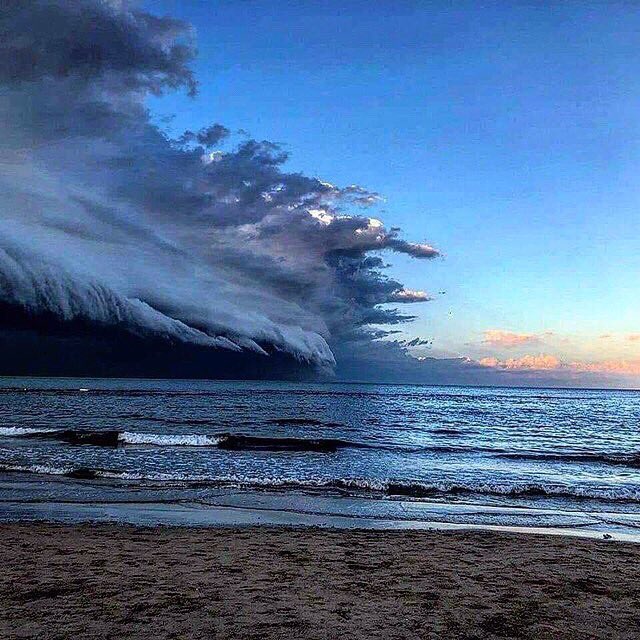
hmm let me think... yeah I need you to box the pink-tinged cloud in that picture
[479,354,561,370]
[481,330,544,348]
[480,354,640,377]
[627,334,640,342]
[569,360,640,376]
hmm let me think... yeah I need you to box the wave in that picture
[119,432,223,447]
[20,429,123,447]
[5,427,640,470]
[0,427,58,437]
[120,432,351,451]
[1,427,121,445]
[0,427,503,455]
[6,426,640,470]
[0,427,224,448]
[215,434,353,452]
[1,428,356,452]
[500,452,640,468]
[2,464,640,503]
[0,464,75,476]
[322,479,640,502]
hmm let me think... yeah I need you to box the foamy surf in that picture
[5,428,356,452]
[119,432,223,447]
[2,464,640,503]
[0,427,58,437]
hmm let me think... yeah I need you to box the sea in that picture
[1,378,640,539]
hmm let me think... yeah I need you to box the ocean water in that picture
[1,378,640,536]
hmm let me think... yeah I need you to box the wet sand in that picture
[1,523,640,640]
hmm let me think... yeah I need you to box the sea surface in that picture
[1,378,640,537]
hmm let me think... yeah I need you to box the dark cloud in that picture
[0,0,443,378]
[179,124,231,147]
[404,337,432,347]
[0,0,196,94]
[386,238,441,259]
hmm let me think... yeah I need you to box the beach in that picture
[2,523,639,639]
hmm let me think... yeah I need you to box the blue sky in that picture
[144,0,640,380]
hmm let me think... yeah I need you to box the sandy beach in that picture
[1,523,639,639]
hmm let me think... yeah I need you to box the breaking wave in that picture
[2,464,640,503]
[499,451,640,469]
[5,427,640,468]
[0,427,58,437]
[122,432,354,452]
[119,432,223,447]
[1,427,358,452]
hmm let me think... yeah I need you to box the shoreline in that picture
[2,497,640,543]
[2,522,640,639]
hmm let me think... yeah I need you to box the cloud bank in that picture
[479,354,640,378]
[479,354,561,370]
[0,0,440,375]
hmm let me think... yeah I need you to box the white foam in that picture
[0,427,57,437]
[0,463,72,475]
[3,460,640,504]
[118,432,223,447]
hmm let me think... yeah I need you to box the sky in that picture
[142,0,640,385]
[0,0,638,387]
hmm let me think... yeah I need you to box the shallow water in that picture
[1,378,639,535]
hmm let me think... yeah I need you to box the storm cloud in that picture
[0,0,440,375]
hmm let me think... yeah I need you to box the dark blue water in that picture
[1,378,640,534]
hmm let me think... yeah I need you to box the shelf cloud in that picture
[0,0,440,373]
